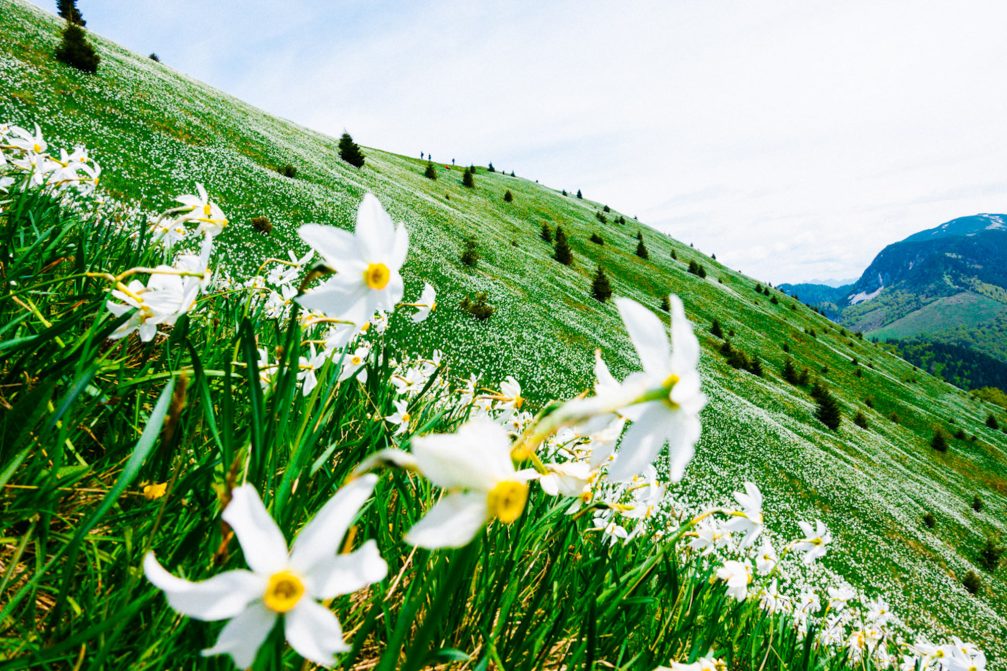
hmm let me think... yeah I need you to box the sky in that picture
[28,0,1007,284]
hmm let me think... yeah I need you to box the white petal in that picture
[298,223,358,269]
[405,492,488,549]
[201,601,277,668]
[355,193,395,263]
[290,475,377,574]
[222,484,289,575]
[615,298,671,378]
[666,412,700,482]
[297,278,370,325]
[305,539,388,599]
[390,223,410,270]
[143,553,264,621]
[668,295,700,370]
[411,417,514,491]
[607,404,667,482]
[285,599,350,667]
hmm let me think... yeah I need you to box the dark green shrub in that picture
[250,216,272,234]
[931,429,949,453]
[503,190,513,202]
[635,239,649,259]
[424,161,437,180]
[462,166,475,188]
[963,570,982,594]
[782,358,799,384]
[853,411,869,429]
[590,233,604,245]
[540,223,553,243]
[923,512,936,529]
[979,534,1004,571]
[987,414,1000,430]
[460,292,494,320]
[973,495,984,512]
[278,164,298,179]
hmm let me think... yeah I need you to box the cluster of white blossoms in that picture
[102,186,222,342]
[0,122,102,202]
[24,154,971,668]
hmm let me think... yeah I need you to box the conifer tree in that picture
[590,233,604,245]
[561,189,568,196]
[636,238,649,259]
[554,226,573,265]
[424,161,437,180]
[460,238,479,267]
[57,0,85,25]
[603,204,611,213]
[540,223,553,243]
[462,166,475,188]
[782,357,798,384]
[710,318,724,339]
[987,414,1000,430]
[931,429,949,452]
[338,132,365,168]
[503,190,513,202]
[854,410,869,429]
[56,22,99,73]
[576,189,583,199]
[591,265,612,302]
[812,381,841,430]
[488,162,495,173]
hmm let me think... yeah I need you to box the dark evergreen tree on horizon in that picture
[488,162,495,173]
[55,20,99,73]
[636,238,649,259]
[57,0,85,25]
[554,226,573,265]
[576,189,583,199]
[591,265,612,302]
[462,166,475,188]
[338,132,365,168]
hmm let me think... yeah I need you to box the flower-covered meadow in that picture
[1,0,1006,667]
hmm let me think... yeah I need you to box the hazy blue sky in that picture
[28,0,1007,283]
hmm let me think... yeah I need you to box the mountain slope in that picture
[2,0,1006,657]
[782,213,1007,386]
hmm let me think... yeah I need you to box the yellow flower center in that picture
[263,570,305,613]
[363,262,391,290]
[143,482,167,500]
[351,356,362,365]
[202,203,212,216]
[401,412,411,422]
[33,143,41,152]
[486,480,528,523]
[662,373,681,408]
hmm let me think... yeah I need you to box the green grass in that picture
[1,0,1006,665]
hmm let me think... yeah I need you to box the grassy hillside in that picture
[2,0,1007,660]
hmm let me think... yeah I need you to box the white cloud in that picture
[28,0,1007,283]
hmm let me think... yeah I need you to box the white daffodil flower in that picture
[297,194,407,326]
[337,346,370,383]
[538,461,593,499]
[827,585,855,611]
[721,481,764,547]
[7,123,46,154]
[144,476,387,669]
[405,417,530,549]
[298,345,326,396]
[598,296,706,483]
[411,282,437,323]
[174,184,229,236]
[385,399,412,435]
[106,262,200,342]
[759,580,787,613]
[792,519,832,564]
[715,559,752,601]
[755,537,778,575]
